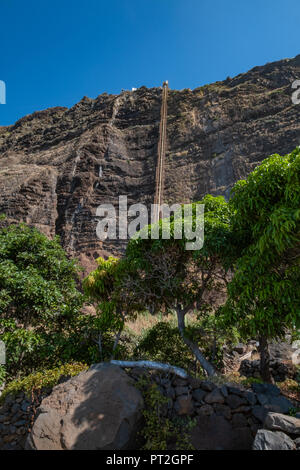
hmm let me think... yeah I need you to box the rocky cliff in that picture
[0,56,299,272]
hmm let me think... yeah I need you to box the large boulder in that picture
[252,429,296,450]
[26,363,144,450]
[264,412,300,435]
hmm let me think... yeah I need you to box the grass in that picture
[125,310,197,337]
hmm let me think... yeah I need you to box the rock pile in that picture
[253,412,300,450]
[240,359,295,382]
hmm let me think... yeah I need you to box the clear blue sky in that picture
[0,0,299,126]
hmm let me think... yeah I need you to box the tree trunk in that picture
[259,335,273,383]
[176,307,216,377]
[110,327,123,360]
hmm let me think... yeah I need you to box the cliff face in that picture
[0,56,300,272]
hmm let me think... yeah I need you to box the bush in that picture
[0,222,87,380]
[0,362,88,403]
[135,322,198,373]
[0,222,83,327]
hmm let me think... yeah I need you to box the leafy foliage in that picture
[135,322,198,373]
[223,148,300,338]
[0,223,88,379]
[0,223,83,326]
[0,362,88,403]
[136,376,196,450]
[222,148,300,381]
[84,195,234,375]
[135,319,240,374]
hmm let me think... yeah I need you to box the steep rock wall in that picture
[0,56,299,272]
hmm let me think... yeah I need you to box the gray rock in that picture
[26,364,144,450]
[264,412,300,435]
[21,402,31,413]
[174,394,194,416]
[244,391,257,406]
[296,412,300,419]
[200,380,216,392]
[192,388,206,403]
[226,394,247,409]
[232,405,251,414]
[188,377,202,389]
[11,403,20,414]
[227,386,245,397]
[214,404,231,420]
[14,419,27,427]
[294,437,300,449]
[252,383,280,396]
[173,378,187,387]
[257,393,269,406]
[266,395,293,414]
[197,404,214,417]
[205,388,225,404]
[175,386,189,397]
[252,405,268,423]
[220,385,228,398]
[252,429,296,450]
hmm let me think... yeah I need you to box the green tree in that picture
[0,222,84,377]
[83,255,142,360]
[85,196,233,376]
[0,222,83,326]
[223,148,300,382]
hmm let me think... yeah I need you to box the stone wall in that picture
[0,388,52,450]
[0,367,297,450]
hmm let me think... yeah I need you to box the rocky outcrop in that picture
[0,56,300,271]
[25,364,143,450]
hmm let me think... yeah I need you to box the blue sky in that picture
[0,0,299,126]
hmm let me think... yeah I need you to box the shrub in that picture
[0,362,88,403]
[136,376,196,450]
[135,322,197,373]
[0,222,87,379]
